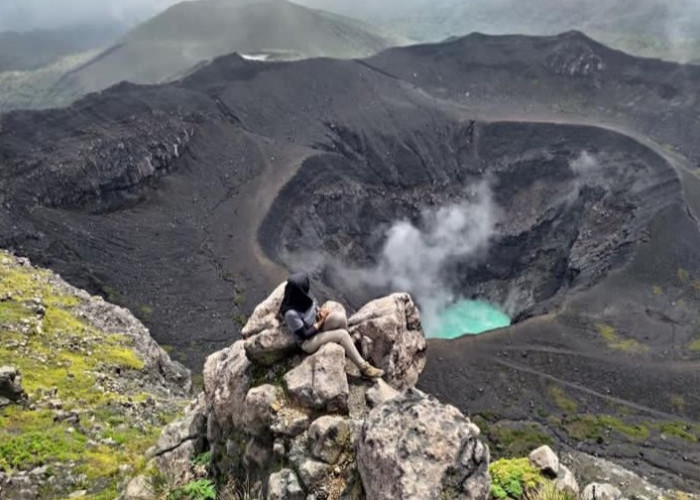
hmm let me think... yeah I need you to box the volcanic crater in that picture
[2,32,700,489]
[261,120,681,322]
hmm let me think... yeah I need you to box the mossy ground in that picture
[0,251,186,498]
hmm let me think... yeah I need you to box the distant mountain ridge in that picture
[293,0,700,63]
[0,0,405,112]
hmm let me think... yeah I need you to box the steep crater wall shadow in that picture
[260,120,681,323]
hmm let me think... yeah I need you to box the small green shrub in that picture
[192,451,212,467]
[169,479,216,500]
[234,313,248,328]
[489,458,545,499]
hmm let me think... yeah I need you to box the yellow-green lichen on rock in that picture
[0,251,191,499]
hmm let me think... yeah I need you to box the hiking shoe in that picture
[360,362,384,379]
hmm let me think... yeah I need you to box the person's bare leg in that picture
[301,329,366,367]
[304,308,384,378]
[321,310,347,331]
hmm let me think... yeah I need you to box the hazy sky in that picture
[0,0,181,32]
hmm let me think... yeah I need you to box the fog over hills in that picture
[0,24,127,72]
[0,0,179,32]
[0,0,404,112]
[293,0,700,63]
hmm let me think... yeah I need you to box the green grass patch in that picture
[549,386,577,413]
[482,421,553,458]
[596,323,648,354]
[687,336,700,352]
[561,414,649,441]
[658,422,698,442]
[489,458,546,499]
[0,301,32,324]
[0,408,87,470]
[531,481,578,500]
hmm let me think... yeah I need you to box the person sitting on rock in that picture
[279,273,384,379]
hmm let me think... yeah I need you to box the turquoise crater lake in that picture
[428,299,511,339]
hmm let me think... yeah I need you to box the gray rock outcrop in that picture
[0,366,27,407]
[555,465,580,496]
[357,389,490,500]
[284,344,349,412]
[582,483,624,500]
[562,451,694,500]
[529,445,559,477]
[124,476,156,500]
[155,394,208,483]
[158,284,489,499]
[268,469,304,500]
[349,293,426,391]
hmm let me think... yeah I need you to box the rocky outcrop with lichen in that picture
[152,284,491,499]
[0,251,191,499]
[151,284,700,500]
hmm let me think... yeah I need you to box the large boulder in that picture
[241,283,287,339]
[308,416,356,465]
[241,284,349,366]
[240,283,298,365]
[203,341,252,435]
[267,469,304,500]
[529,445,559,477]
[555,465,580,496]
[348,293,426,391]
[155,395,208,483]
[357,389,490,500]
[284,344,349,412]
[244,329,298,366]
[244,384,281,436]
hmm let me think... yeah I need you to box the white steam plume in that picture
[338,182,500,332]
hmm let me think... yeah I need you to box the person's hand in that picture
[314,308,330,330]
[317,308,330,321]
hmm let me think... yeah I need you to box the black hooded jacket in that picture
[279,273,318,341]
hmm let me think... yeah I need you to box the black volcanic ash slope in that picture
[1,33,700,489]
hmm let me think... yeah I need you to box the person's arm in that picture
[286,310,326,341]
[294,314,327,340]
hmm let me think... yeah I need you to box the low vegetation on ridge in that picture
[0,251,189,499]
